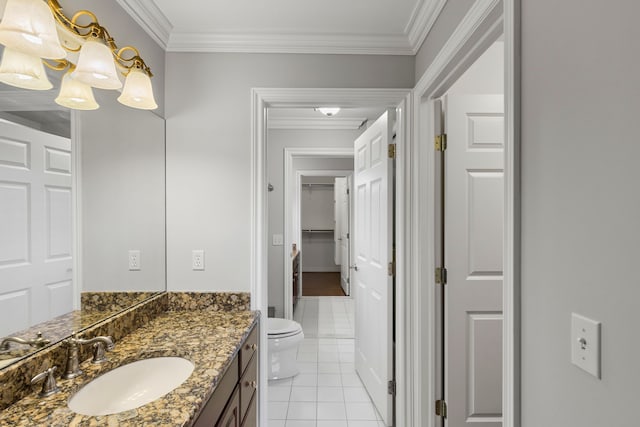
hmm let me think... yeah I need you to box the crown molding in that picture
[166,32,414,55]
[268,117,367,130]
[405,0,448,53]
[114,0,173,49]
[0,90,64,111]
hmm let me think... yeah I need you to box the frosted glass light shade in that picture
[0,47,52,90]
[70,39,122,90]
[0,0,66,59]
[315,107,341,117]
[117,69,157,110]
[55,73,99,110]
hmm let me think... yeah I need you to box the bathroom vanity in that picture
[0,292,260,427]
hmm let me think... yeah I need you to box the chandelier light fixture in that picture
[0,0,157,110]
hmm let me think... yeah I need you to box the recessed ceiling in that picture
[116,0,446,54]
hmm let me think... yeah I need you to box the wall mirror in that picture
[0,61,166,370]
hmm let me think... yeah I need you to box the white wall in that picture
[521,1,640,425]
[81,94,165,292]
[165,53,414,293]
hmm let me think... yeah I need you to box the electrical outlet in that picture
[192,250,205,271]
[128,250,141,271]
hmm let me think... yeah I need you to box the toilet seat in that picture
[268,318,302,338]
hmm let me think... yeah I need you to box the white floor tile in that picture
[317,386,345,402]
[269,401,289,419]
[343,387,370,402]
[290,386,317,402]
[345,402,378,421]
[285,421,316,427]
[270,378,293,387]
[297,362,319,374]
[297,352,318,363]
[269,386,292,402]
[292,374,318,387]
[268,420,286,427]
[341,373,363,387]
[340,363,356,373]
[317,402,347,420]
[347,421,381,427]
[318,362,341,374]
[287,402,317,420]
[317,373,342,387]
[318,421,348,427]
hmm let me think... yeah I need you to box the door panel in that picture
[0,120,72,336]
[353,111,394,426]
[445,95,503,427]
[335,177,351,296]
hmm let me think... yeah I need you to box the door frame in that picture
[411,0,520,426]
[286,164,353,316]
[251,88,411,427]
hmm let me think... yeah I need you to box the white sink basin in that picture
[68,357,194,416]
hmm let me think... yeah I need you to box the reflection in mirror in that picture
[0,56,165,369]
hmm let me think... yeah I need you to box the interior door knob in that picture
[350,264,358,271]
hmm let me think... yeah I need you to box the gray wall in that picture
[267,128,357,317]
[165,53,413,292]
[521,1,640,425]
[414,0,475,82]
[63,0,166,117]
[81,93,166,292]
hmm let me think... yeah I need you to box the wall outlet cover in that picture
[571,313,601,379]
[192,250,205,271]
[272,234,284,246]
[128,250,141,271]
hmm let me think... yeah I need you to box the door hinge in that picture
[346,188,350,195]
[435,399,447,418]
[346,232,349,239]
[388,143,396,159]
[387,380,396,396]
[435,267,447,285]
[435,134,447,152]
[388,261,395,276]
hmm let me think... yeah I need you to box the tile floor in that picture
[268,297,385,427]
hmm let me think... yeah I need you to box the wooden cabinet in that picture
[193,322,259,427]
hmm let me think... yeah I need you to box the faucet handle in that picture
[32,332,51,348]
[31,366,60,398]
[91,342,107,364]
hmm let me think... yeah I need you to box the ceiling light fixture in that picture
[0,0,157,110]
[315,107,341,117]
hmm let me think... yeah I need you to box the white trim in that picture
[71,111,82,310]
[405,0,448,53]
[411,0,518,426]
[251,88,411,427]
[114,0,173,49]
[269,117,367,130]
[283,159,353,320]
[167,32,413,55]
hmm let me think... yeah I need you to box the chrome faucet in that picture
[0,332,50,353]
[62,333,114,379]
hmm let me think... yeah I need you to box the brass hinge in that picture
[388,261,395,276]
[388,143,396,159]
[387,380,396,396]
[435,399,447,418]
[435,134,447,151]
[435,267,447,285]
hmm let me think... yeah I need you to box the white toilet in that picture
[267,317,304,380]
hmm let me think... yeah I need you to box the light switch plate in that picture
[571,313,601,378]
[272,234,284,246]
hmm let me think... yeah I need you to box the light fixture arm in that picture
[46,0,153,77]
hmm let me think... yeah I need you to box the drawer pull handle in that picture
[251,343,257,351]
[245,380,257,389]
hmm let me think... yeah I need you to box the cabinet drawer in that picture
[241,391,257,427]
[194,357,239,427]
[216,386,240,427]
[240,324,258,374]
[239,353,257,421]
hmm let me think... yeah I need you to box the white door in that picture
[445,95,504,426]
[334,178,343,265]
[353,111,394,426]
[0,120,73,337]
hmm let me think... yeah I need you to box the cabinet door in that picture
[216,387,240,427]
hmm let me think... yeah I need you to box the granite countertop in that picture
[0,309,259,426]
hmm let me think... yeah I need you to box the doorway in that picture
[254,90,408,425]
